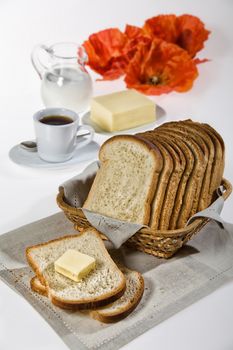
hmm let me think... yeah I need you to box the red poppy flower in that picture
[124,38,198,95]
[143,14,210,57]
[123,24,151,60]
[83,28,128,80]
[177,15,210,57]
[143,15,178,43]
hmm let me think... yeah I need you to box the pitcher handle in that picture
[31,44,50,79]
[77,46,88,67]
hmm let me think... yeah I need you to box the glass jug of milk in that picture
[31,42,93,113]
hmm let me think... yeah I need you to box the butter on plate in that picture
[90,90,156,132]
[54,249,96,282]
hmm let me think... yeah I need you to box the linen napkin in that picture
[1,213,233,350]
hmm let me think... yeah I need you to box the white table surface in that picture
[1,0,233,349]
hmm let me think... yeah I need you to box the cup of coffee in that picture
[33,108,94,162]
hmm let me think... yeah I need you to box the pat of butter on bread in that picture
[54,249,96,282]
[90,90,156,132]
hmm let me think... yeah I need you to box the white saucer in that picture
[9,141,100,169]
[82,105,166,135]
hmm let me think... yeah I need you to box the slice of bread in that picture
[83,135,163,225]
[199,123,224,201]
[90,266,144,323]
[182,120,215,210]
[136,132,174,230]
[185,120,224,204]
[153,132,194,230]
[26,228,126,310]
[30,266,144,323]
[150,134,186,230]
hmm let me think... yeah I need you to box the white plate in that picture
[82,105,166,135]
[9,141,100,169]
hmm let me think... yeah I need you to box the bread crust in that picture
[151,131,194,230]
[30,276,47,296]
[30,269,144,322]
[157,125,207,228]
[182,120,215,210]
[160,121,211,212]
[137,132,174,229]
[90,271,144,323]
[201,123,224,200]
[149,132,187,230]
[185,120,224,203]
[26,228,126,310]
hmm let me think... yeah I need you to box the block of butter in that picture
[54,249,96,282]
[90,90,156,132]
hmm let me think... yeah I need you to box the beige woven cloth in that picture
[0,213,233,350]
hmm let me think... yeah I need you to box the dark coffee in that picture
[39,115,73,126]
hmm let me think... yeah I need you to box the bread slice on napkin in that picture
[83,135,163,225]
[31,266,144,323]
[90,266,144,323]
[26,228,126,310]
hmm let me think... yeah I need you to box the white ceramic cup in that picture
[33,107,94,163]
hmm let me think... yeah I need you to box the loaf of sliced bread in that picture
[31,266,144,323]
[82,122,225,230]
[26,228,126,309]
[83,135,163,225]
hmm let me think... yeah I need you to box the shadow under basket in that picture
[57,178,232,259]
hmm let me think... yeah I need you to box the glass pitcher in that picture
[31,42,93,113]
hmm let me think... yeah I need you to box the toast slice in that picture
[185,120,224,204]
[31,266,144,323]
[197,122,224,202]
[136,132,174,229]
[26,228,126,310]
[83,135,163,225]
[182,120,215,210]
[90,266,144,323]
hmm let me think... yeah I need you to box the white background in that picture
[0,0,233,349]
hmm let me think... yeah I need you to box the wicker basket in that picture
[57,178,232,259]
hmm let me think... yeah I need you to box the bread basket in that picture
[57,178,232,258]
